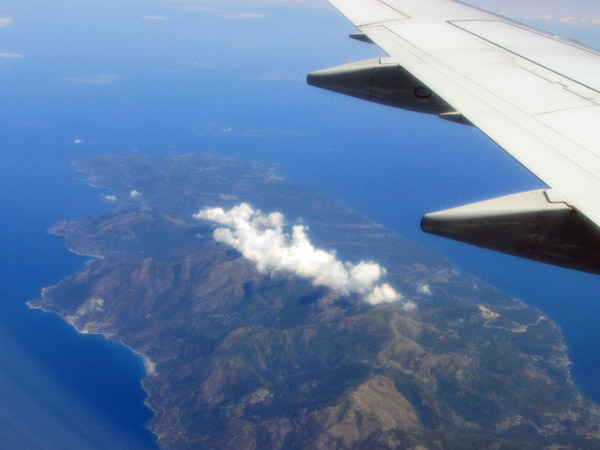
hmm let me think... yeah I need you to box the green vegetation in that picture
[31,154,600,449]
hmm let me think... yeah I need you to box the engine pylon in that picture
[422,189,600,273]
[307,58,464,119]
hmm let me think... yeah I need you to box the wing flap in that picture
[453,20,600,95]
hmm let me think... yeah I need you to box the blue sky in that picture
[1,0,600,448]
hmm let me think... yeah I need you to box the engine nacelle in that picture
[307,58,468,122]
[421,189,600,274]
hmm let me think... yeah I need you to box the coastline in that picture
[33,233,156,377]
[27,298,157,377]
[25,152,600,448]
[26,290,161,447]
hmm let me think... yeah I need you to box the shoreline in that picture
[27,298,158,377]
[28,282,161,444]
[34,231,154,376]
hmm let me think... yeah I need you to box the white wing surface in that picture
[308,0,600,273]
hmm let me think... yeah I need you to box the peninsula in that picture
[30,153,600,449]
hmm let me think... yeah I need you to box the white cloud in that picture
[417,284,432,296]
[195,203,407,306]
[365,284,403,306]
[560,16,600,26]
[238,128,306,139]
[466,1,600,28]
[0,17,12,28]
[130,190,141,198]
[193,61,242,71]
[74,139,83,144]
[195,62,215,70]
[400,300,418,311]
[559,16,577,23]
[179,1,326,10]
[0,52,22,58]
[252,72,304,82]
[143,15,168,21]
[180,5,267,19]
[60,74,119,84]
[217,12,267,19]
[103,195,117,202]
[523,14,554,22]
[522,13,600,26]
[180,6,215,12]
[197,122,305,139]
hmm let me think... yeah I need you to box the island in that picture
[30,153,600,449]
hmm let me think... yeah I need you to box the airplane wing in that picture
[308,0,600,274]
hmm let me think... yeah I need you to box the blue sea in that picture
[1,0,600,446]
[0,155,158,448]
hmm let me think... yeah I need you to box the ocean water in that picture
[2,1,600,446]
[0,155,159,448]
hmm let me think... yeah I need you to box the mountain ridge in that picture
[30,153,600,449]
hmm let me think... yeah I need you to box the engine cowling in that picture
[421,189,600,274]
[307,58,469,123]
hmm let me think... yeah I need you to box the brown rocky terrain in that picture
[30,154,600,449]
